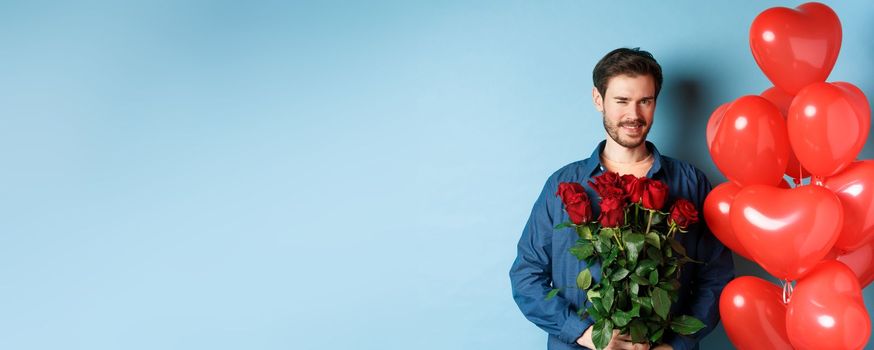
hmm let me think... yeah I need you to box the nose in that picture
[633,104,645,119]
[624,104,642,121]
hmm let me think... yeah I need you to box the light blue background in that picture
[2,1,873,349]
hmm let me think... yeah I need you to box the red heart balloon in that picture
[705,102,730,151]
[730,185,842,280]
[825,161,874,252]
[787,260,870,350]
[837,239,874,288]
[788,82,871,177]
[720,276,792,350]
[709,95,790,187]
[761,86,794,116]
[704,182,753,261]
[750,2,841,95]
[760,86,810,180]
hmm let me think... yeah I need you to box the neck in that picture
[602,137,651,164]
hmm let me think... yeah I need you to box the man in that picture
[510,48,734,350]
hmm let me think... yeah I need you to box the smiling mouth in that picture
[620,123,645,133]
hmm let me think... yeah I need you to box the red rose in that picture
[620,174,637,189]
[556,182,593,224]
[622,175,647,203]
[588,171,624,198]
[556,182,585,204]
[669,198,699,229]
[566,198,593,225]
[642,179,668,210]
[598,194,625,227]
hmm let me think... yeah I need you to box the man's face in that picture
[593,74,656,149]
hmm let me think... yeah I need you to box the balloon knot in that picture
[781,279,794,304]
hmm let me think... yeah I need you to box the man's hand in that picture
[576,326,651,350]
[651,345,672,350]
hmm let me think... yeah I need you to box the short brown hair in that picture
[593,48,663,99]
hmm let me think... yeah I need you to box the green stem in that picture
[635,204,640,227]
[613,229,625,251]
[645,210,653,235]
[613,230,625,251]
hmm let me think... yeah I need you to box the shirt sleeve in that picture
[666,170,736,350]
[510,176,595,346]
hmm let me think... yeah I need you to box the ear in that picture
[592,87,604,113]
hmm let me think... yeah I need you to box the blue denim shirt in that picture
[510,141,734,350]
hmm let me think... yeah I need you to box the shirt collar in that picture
[583,140,664,178]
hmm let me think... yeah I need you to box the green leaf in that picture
[586,288,601,301]
[658,281,679,292]
[630,273,649,286]
[601,267,613,280]
[610,268,630,282]
[664,264,678,278]
[592,297,606,315]
[624,233,645,264]
[577,224,593,239]
[629,302,640,318]
[680,255,703,265]
[648,269,659,285]
[603,249,619,267]
[587,304,603,320]
[651,211,666,225]
[670,315,707,335]
[545,288,560,301]
[668,237,687,257]
[635,259,658,276]
[570,243,595,260]
[611,310,632,327]
[554,222,574,230]
[616,290,629,310]
[577,268,593,290]
[602,282,615,312]
[652,287,671,320]
[599,227,615,240]
[629,320,647,344]
[637,296,652,316]
[594,236,611,254]
[649,327,665,343]
[593,319,614,350]
[646,246,663,264]
[630,280,639,294]
[645,230,661,248]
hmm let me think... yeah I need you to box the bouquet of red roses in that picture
[546,172,705,349]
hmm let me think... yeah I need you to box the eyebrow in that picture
[613,96,655,101]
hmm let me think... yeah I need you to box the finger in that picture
[615,333,633,341]
[613,339,644,350]
[608,338,634,350]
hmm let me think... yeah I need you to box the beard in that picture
[602,113,650,148]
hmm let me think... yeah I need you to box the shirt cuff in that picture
[559,314,594,345]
